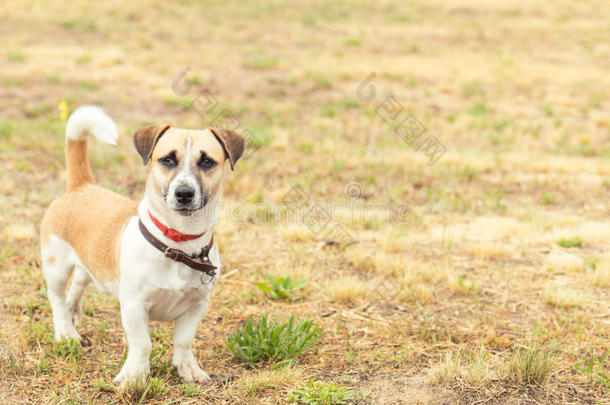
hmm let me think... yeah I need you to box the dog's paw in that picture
[113,366,149,386]
[54,328,81,342]
[179,363,211,383]
[174,356,210,383]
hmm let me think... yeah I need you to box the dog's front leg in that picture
[172,299,211,383]
[114,299,151,385]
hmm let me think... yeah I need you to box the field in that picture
[1,0,609,404]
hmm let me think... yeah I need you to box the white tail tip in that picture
[65,105,118,145]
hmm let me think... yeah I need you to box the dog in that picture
[40,105,244,384]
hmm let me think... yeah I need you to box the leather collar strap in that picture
[138,219,217,276]
[148,211,205,242]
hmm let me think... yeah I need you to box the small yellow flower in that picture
[58,99,69,121]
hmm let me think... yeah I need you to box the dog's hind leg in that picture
[41,236,81,341]
[66,266,91,327]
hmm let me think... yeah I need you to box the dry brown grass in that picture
[1,0,609,404]
[542,285,588,308]
[428,349,495,390]
[237,365,306,399]
[589,254,610,287]
[323,276,370,305]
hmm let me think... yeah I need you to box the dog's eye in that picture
[159,153,178,168]
[198,155,217,170]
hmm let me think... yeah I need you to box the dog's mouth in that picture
[175,207,197,216]
[172,195,208,216]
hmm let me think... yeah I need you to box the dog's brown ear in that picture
[133,124,171,165]
[210,128,245,170]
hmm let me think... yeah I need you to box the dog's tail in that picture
[64,105,118,191]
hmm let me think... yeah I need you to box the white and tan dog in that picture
[40,105,244,384]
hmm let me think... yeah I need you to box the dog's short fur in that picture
[40,106,244,384]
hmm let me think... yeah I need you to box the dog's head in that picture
[133,125,245,216]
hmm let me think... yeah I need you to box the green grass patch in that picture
[187,75,203,85]
[467,102,487,116]
[24,321,54,347]
[343,37,363,47]
[557,236,583,248]
[321,98,360,117]
[243,56,280,70]
[163,96,193,111]
[507,343,557,385]
[0,120,14,140]
[254,274,307,301]
[573,354,610,388]
[149,328,174,377]
[3,77,24,86]
[75,54,92,64]
[78,80,97,90]
[52,337,82,361]
[247,124,274,148]
[226,314,323,367]
[287,381,356,405]
[306,72,332,88]
[540,192,554,205]
[182,382,202,397]
[7,51,25,61]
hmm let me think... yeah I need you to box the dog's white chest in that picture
[119,217,220,321]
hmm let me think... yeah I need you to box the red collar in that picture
[148,211,205,243]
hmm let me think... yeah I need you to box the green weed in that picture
[540,192,554,205]
[52,337,82,361]
[557,236,583,248]
[254,274,307,301]
[287,380,356,405]
[243,56,280,70]
[182,382,202,397]
[226,314,323,366]
[573,354,610,388]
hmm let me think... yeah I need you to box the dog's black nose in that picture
[175,185,195,204]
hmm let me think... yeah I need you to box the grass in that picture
[117,377,169,404]
[588,259,610,287]
[323,276,370,304]
[540,192,554,205]
[240,365,305,397]
[242,56,280,70]
[572,354,610,388]
[557,236,583,248]
[445,271,478,295]
[52,337,82,361]
[1,341,25,374]
[506,343,557,386]
[7,51,25,61]
[429,349,494,389]
[543,285,587,308]
[343,37,363,47]
[181,382,201,397]
[286,381,356,405]
[162,96,193,111]
[226,314,323,367]
[254,274,308,301]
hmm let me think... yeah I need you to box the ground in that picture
[0,0,609,404]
